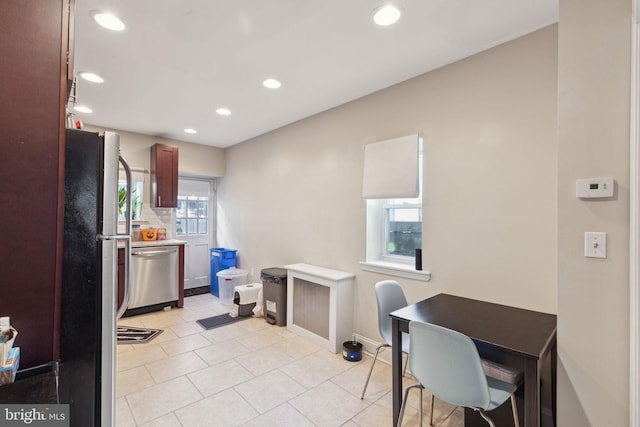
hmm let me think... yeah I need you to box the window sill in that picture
[359,261,431,282]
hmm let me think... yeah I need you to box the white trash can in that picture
[216,268,248,305]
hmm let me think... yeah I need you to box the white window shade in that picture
[362,134,420,199]
[178,178,210,197]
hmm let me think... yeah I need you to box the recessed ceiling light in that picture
[79,72,104,83]
[184,128,197,134]
[74,105,93,114]
[91,11,125,31]
[263,78,282,89]
[216,108,232,116]
[373,5,401,26]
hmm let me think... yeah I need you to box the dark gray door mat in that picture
[197,313,248,330]
[184,286,210,297]
[117,326,163,344]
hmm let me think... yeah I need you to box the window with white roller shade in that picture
[363,134,424,273]
[362,134,420,199]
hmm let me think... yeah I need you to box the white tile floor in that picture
[116,293,464,427]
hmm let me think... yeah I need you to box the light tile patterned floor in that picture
[116,293,464,427]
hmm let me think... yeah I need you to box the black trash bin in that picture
[261,268,288,326]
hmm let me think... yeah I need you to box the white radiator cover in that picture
[284,263,355,353]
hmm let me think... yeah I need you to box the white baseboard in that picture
[352,333,393,365]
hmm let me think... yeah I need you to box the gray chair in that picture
[398,321,520,427]
[361,280,410,400]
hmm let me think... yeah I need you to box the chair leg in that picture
[361,344,390,399]
[419,387,423,426]
[477,408,496,427]
[397,384,422,427]
[510,395,520,427]
[429,394,434,426]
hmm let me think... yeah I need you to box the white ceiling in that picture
[74,0,558,148]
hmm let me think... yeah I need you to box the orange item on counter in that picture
[140,229,157,241]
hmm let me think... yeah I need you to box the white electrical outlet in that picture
[584,232,607,258]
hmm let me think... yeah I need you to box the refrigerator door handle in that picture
[98,235,122,241]
[119,155,132,237]
[116,236,131,319]
[116,155,133,320]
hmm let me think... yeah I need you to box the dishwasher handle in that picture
[132,248,178,256]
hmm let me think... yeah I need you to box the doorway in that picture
[176,177,215,290]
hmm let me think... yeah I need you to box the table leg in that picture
[523,358,541,427]
[392,318,403,427]
[551,340,557,427]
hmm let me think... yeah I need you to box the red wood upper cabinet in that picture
[117,248,125,309]
[151,143,179,207]
[2,0,69,368]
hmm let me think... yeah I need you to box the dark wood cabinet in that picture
[150,144,179,207]
[64,0,75,100]
[0,0,71,368]
[117,248,126,309]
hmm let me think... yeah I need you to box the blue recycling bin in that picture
[210,248,237,296]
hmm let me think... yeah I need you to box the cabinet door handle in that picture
[158,195,161,207]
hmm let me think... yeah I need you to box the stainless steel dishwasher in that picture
[127,245,179,315]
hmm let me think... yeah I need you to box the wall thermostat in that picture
[576,177,614,198]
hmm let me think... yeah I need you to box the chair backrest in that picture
[408,320,491,409]
[375,280,408,346]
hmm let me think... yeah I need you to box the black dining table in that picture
[389,293,557,427]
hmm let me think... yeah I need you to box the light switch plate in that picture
[584,232,607,258]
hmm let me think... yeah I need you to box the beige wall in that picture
[557,0,631,425]
[218,26,559,352]
[84,125,225,203]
